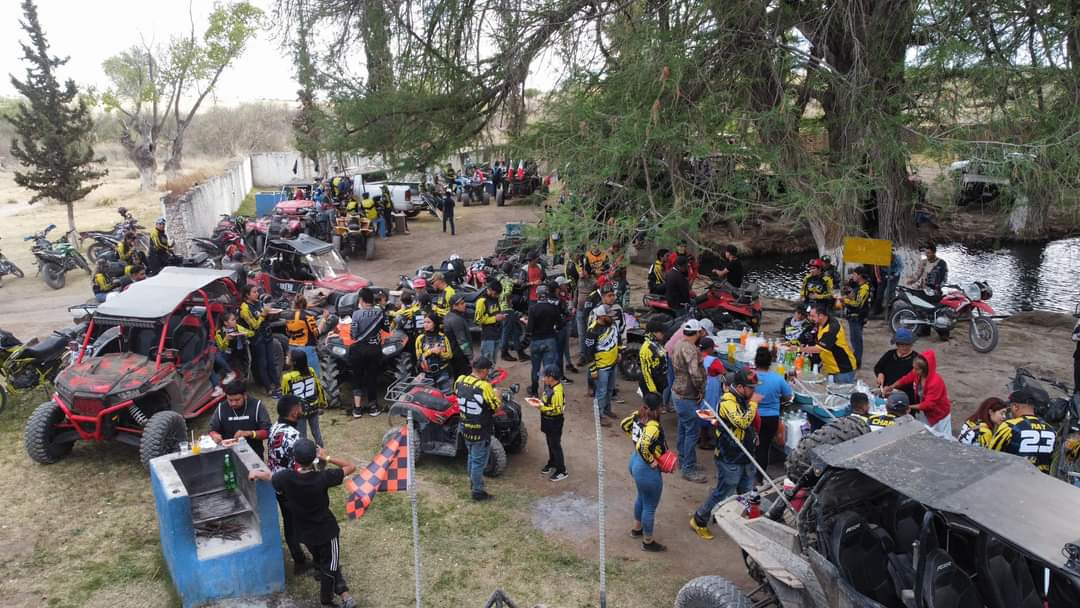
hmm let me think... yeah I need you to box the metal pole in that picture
[407,410,422,608]
[702,400,793,513]
[593,394,607,608]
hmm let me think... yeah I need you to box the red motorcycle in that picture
[642,282,761,331]
[889,282,999,353]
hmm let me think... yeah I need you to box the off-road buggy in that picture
[250,235,371,299]
[24,268,243,469]
[676,419,1080,608]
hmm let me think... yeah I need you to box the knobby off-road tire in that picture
[619,345,643,381]
[484,436,508,477]
[5,262,25,278]
[785,415,870,483]
[25,400,75,464]
[969,317,999,353]
[507,424,528,454]
[319,353,346,409]
[495,189,505,207]
[889,304,918,334]
[796,492,822,553]
[675,576,754,608]
[140,411,187,469]
[271,336,287,381]
[365,236,376,261]
[42,263,66,290]
[86,243,111,264]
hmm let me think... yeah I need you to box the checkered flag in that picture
[344,425,410,520]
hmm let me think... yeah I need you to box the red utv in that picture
[24,268,242,468]
[250,234,371,299]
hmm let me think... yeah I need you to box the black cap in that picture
[1008,389,1034,405]
[646,318,667,334]
[699,337,715,351]
[527,250,540,261]
[472,356,493,370]
[599,284,614,294]
[643,392,662,410]
[294,438,317,466]
[731,369,757,387]
[450,294,465,306]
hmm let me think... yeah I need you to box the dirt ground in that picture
[0,195,1076,608]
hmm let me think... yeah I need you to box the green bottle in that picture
[223,453,237,491]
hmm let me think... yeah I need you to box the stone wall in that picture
[162,157,253,255]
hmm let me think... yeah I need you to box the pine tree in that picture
[7,0,106,234]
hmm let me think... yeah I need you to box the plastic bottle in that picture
[727,339,737,363]
[740,328,748,347]
[794,353,804,373]
[223,453,238,491]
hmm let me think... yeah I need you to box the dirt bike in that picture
[642,282,761,331]
[382,371,523,477]
[27,224,91,290]
[0,236,25,285]
[0,321,89,413]
[1008,368,1080,483]
[81,218,147,263]
[889,282,999,353]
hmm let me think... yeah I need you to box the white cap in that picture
[593,304,612,317]
[682,319,703,333]
[699,318,716,335]
[554,276,570,286]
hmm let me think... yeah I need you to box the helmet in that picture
[118,207,128,215]
[809,259,825,269]
[413,277,428,290]
[156,217,166,225]
[448,254,461,262]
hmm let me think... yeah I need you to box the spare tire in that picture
[675,576,753,608]
[139,410,187,469]
[784,415,870,483]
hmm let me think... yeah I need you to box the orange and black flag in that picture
[344,425,410,520]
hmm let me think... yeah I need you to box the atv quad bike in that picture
[24,268,242,469]
[675,419,1080,608]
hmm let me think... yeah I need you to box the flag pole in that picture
[593,395,607,608]
[407,411,422,608]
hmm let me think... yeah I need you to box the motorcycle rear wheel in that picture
[86,243,111,264]
[969,317,999,353]
[889,306,918,333]
[42,263,66,290]
[4,262,25,278]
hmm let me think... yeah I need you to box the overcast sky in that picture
[0,0,298,104]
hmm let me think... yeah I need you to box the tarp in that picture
[95,268,236,320]
[814,419,1080,574]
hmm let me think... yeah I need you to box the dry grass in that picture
[164,170,213,199]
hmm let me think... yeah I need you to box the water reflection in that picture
[736,237,1080,314]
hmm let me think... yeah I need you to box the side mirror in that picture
[510,383,520,395]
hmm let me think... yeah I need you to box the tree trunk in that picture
[360,0,394,94]
[65,201,76,235]
[120,122,158,190]
[164,130,185,176]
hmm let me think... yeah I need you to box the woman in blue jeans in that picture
[620,393,669,552]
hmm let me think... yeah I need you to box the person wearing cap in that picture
[639,318,670,403]
[751,347,792,476]
[475,280,506,363]
[957,397,1007,446]
[584,304,621,425]
[800,259,834,305]
[874,328,917,403]
[431,273,455,318]
[455,357,503,500]
[251,438,358,608]
[990,390,1056,474]
[621,392,670,552]
[690,369,760,540]
[820,255,840,288]
[444,294,473,378]
[664,255,692,313]
[798,303,857,384]
[586,282,619,329]
[265,395,309,573]
[539,366,568,481]
[869,391,912,431]
[884,350,952,437]
[147,217,175,275]
[840,266,872,368]
[672,318,708,483]
[526,284,563,397]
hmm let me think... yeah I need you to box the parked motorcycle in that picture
[890,282,999,353]
[382,374,524,477]
[0,237,25,284]
[642,282,761,331]
[0,321,89,413]
[27,224,90,290]
[81,218,147,263]
[1008,367,1080,482]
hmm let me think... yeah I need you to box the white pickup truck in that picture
[350,170,427,217]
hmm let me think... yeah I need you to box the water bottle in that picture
[223,453,238,491]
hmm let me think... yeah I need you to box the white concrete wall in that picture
[162,157,252,255]
[249,151,383,186]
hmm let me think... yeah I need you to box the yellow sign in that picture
[843,237,892,266]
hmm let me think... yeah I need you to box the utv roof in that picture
[814,418,1080,574]
[268,234,334,255]
[95,267,237,320]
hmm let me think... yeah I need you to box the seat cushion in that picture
[406,387,454,411]
[919,549,982,608]
[975,534,1041,608]
[826,511,901,607]
[23,334,68,359]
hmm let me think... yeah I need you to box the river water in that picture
[735,237,1080,315]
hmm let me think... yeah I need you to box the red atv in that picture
[381,371,524,477]
[24,268,243,468]
[251,235,371,299]
[642,281,762,331]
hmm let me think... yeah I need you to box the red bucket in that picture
[656,451,678,474]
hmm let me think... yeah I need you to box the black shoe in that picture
[352,408,365,419]
[550,471,569,482]
[501,351,518,362]
[630,528,644,538]
[641,540,667,552]
[471,491,493,501]
[540,465,554,476]
[293,560,310,576]
[566,364,580,374]
[561,376,574,384]
[517,350,529,360]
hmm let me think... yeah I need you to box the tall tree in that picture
[7,0,106,234]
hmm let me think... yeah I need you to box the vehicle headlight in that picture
[382,345,397,356]
[332,346,347,357]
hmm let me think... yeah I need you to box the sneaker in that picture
[550,472,569,482]
[471,491,493,502]
[368,407,383,417]
[566,363,580,374]
[681,470,708,484]
[599,418,612,427]
[352,408,365,419]
[690,516,715,540]
[641,540,668,552]
[211,386,224,398]
[222,372,237,385]
[540,465,554,476]
[342,598,358,608]
[561,376,574,384]
[501,351,518,362]
[630,528,643,538]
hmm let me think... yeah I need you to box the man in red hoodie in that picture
[884,350,952,437]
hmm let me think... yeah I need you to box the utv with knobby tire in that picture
[676,418,1080,608]
[25,268,242,470]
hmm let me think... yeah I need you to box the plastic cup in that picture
[179,441,191,455]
